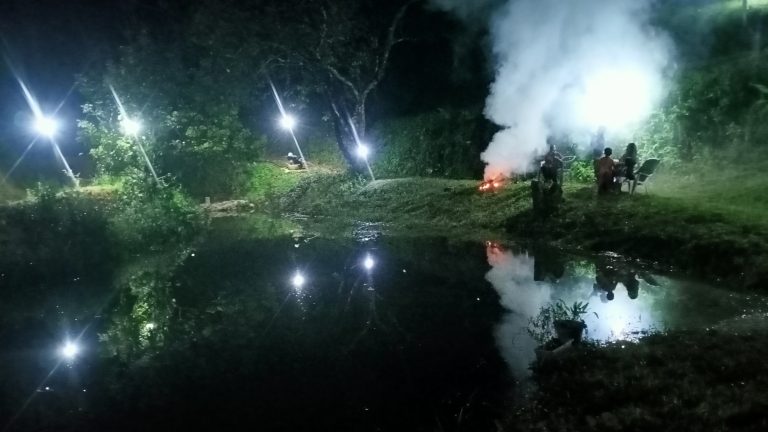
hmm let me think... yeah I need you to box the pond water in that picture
[1,220,765,431]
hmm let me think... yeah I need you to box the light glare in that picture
[34,116,59,138]
[60,341,79,360]
[356,144,370,159]
[280,114,297,130]
[363,255,375,271]
[292,272,305,289]
[121,118,142,136]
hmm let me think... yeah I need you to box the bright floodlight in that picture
[363,255,375,271]
[292,272,306,289]
[356,144,370,159]
[35,116,59,138]
[121,118,142,136]
[280,114,297,131]
[60,341,79,360]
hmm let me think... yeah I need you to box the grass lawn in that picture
[653,165,768,226]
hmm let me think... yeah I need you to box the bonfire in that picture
[478,175,509,192]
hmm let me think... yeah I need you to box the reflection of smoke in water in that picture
[485,245,551,376]
[485,244,667,377]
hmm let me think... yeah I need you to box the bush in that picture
[110,170,207,250]
[371,108,492,179]
[566,159,595,183]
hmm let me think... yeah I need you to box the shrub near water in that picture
[111,171,207,250]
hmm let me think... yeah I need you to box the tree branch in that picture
[315,7,329,57]
[325,64,360,101]
[361,1,416,101]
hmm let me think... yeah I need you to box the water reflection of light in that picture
[60,341,79,360]
[485,244,669,378]
[580,287,659,341]
[292,272,306,289]
[363,255,375,271]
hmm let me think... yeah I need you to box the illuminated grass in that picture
[281,169,768,288]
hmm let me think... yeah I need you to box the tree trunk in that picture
[328,96,366,172]
[356,96,367,139]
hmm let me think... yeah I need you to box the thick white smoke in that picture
[434,0,672,179]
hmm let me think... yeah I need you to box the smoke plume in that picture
[434,0,673,179]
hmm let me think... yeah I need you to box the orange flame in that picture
[478,175,508,192]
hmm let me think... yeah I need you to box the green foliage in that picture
[111,170,207,250]
[566,159,596,183]
[78,30,266,198]
[668,55,768,156]
[528,300,591,345]
[634,108,681,164]
[371,109,489,179]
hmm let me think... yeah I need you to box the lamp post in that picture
[33,115,79,188]
[120,116,160,185]
[356,143,375,181]
[278,113,309,170]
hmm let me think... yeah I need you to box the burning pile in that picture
[478,175,508,192]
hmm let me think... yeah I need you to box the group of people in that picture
[595,143,638,194]
[594,263,640,302]
[537,140,639,195]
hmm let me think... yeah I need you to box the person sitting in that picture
[596,147,616,194]
[286,152,305,170]
[539,144,564,186]
[595,263,618,301]
[617,142,638,193]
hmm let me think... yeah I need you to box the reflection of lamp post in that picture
[33,115,79,188]
[291,271,306,290]
[60,341,80,360]
[356,143,375,181]
[120,116,160,185]
[363,254,375,271]
[269,80,310,170]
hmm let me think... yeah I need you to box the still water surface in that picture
[1,221,764,431]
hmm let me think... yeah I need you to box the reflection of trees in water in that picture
[92,237,509,431]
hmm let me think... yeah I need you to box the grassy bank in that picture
[278,165,768,289]
[279,173,529,238]
[510,330,768,432]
